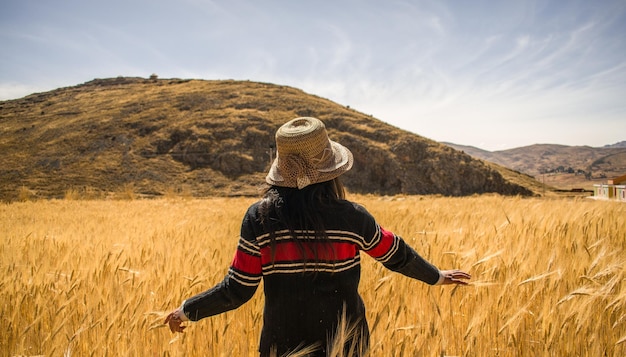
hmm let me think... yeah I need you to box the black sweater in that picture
[182,200,441,356]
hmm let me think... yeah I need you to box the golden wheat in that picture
[1,195,624,356]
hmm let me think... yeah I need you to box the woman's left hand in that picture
[164,308,188,333]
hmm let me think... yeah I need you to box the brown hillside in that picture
[0,77,534,201]
[445,143,626,190]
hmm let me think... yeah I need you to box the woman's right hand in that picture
[439,270,471,285]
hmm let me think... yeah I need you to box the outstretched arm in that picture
[163,270,259,333]
[365,226,471,285]
[164,209,263,333]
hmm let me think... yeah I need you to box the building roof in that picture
[608,173,626,185]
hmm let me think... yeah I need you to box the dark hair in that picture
[259,178,346,270]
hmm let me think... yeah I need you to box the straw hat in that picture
[266,117,353,189]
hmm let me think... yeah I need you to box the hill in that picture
[444,142,626,190]
[0,77,535,201]
[604,141,626,148]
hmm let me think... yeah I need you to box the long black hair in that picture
[258,178,346,269]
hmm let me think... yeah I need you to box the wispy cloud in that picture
[1,0,624,149]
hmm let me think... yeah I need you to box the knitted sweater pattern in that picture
[182,200,440,355]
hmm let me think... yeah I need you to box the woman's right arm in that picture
[354,204,470,286]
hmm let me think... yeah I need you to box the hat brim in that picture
[266,140,353,187]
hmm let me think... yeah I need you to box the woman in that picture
[165,117,471,356]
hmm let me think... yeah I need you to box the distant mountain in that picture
[444,142,626,190]
[0,77,535,201]
[604,141,626,148]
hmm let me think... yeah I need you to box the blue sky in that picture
[1,0,625,150]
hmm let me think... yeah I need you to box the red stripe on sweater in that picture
[260,241,357,265]
[366,227,395,258]
[231,249,262,275]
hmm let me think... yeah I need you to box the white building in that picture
[593,174,626,202]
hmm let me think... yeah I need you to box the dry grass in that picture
[1,195,625,356]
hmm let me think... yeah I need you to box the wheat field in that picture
[1,195,625,356]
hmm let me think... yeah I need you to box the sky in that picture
[1,0,625,151]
